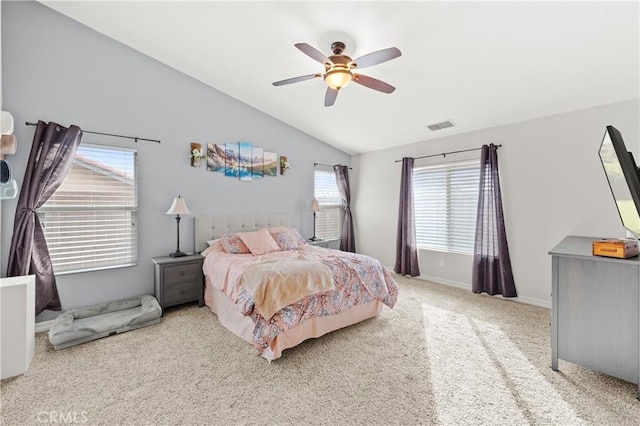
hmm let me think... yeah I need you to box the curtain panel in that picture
[334,165,356,252]
[472,144,517,297]
[7,121,83,315]
[394,157,420,277]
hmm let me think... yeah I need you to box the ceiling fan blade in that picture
[353,47,401,69]
[272,73,319,86]
[295,43,332,65]
[324,87,339,107]
[353,74,396,94]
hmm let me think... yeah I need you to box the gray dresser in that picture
[152,254,204,314]
[549,236,639,399]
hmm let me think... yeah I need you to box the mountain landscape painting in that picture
[225,142,240,178]
[264,151,277,176]
[207,143,225,173]
[204,142,280,181]
[252,146,264,179]
[238,142,252,181]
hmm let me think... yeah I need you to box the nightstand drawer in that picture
[163,262,201,285]
[164,281,199,306]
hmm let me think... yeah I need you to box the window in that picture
[413,160,480,254]
[314,169,342,240]
[38,144,138,274]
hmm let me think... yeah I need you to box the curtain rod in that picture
[394,144,501,163]
[25,121,161,144]
[314,162,352,170]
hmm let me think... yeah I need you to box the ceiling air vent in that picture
[427,120,455,131]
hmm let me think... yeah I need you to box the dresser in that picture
[152,254,204,313]
[549,236,639,399]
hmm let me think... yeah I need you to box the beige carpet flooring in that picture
[2,275,639,425]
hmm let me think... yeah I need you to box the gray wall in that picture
[0,1,349,321]
[352,99,640,307]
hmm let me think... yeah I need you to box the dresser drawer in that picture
[163,262,201,285]
[164,281,199,306]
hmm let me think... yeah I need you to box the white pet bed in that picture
[49,294,161,350]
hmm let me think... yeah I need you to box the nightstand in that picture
[152,254,204,314]
[308,239,340,249]
[308,239,330,248]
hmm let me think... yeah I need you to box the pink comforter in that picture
[201,242,399,354]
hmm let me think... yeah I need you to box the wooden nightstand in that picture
[152,254,204,314]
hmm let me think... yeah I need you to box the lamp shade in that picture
[311,199,320,212]
[166,196,191,215]
[324,68,352,90]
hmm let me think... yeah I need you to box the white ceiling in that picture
[40,1,639,155]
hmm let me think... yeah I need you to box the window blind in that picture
[38,144,138,274]
[314,169,342,240]
[413,160,480,254]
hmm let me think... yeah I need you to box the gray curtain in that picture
[472,144,517,297]
[394,157,420,276]
[334,165,356,252]
[7,121,83,315]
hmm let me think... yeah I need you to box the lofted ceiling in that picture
[40,1,639,155]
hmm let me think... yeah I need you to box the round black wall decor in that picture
[0,160,12,184]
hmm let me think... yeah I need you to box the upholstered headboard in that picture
[194,214,290,253]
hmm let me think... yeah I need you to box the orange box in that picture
[592,238,640,259]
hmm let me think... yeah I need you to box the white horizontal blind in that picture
[413,160,480,254]
[314,169,342,240]
[38,144,138,274]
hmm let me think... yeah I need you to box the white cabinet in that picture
[1,275,35,379]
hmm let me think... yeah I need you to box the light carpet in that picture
[2,275,639,425]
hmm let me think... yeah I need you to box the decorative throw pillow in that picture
[238,228,281,255]
[220,233,250,254]
[269,226,307,251]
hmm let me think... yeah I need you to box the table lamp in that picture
[310,198,320,241]
[166,195,191,257]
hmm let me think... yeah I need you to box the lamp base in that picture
[169,251,188,258]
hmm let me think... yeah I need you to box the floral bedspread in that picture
[202,243,399,354]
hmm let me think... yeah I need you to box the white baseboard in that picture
[35,319,55,334]
[414,273,552,310]
[419,274,470,291]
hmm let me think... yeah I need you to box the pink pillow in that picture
[220,233,250,254]
[238,228,281,255]
[268,226,307,250]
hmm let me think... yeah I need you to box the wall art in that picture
[264,151,277,176]
[203,141,284,181]
[206,143,225,173]
[225,142,240,178]
[238,142,252,181]
[251,146,264,180]
[280,155,292,175]
[190,143,206,167]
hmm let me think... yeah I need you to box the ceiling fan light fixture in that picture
[324,67,352,90]
[273,41,401,105]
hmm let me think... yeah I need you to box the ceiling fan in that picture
[272,41,401,107]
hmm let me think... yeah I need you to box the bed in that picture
[195,214,399,361]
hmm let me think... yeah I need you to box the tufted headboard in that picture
[194,214,290,253]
